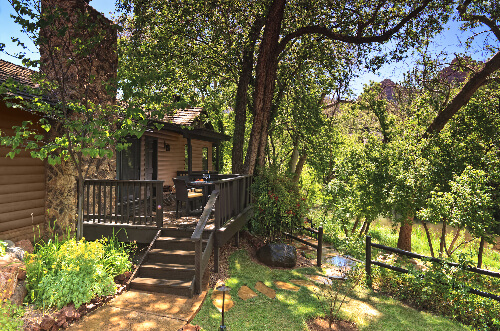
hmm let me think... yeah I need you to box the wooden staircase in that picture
[129,228,208,297]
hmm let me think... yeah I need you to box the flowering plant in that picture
[251,167,309,241]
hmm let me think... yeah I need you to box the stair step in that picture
[130,277,194,297]
[161,227,211,239]
[147,248,195,264]
[139,262,195,279]
[155,237,207,250]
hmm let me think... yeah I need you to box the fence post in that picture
[156,181,164,228]
[317,226,323,267]
[366,236,372,287]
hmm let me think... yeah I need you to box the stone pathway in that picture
[68,290,208,331]
[208,277,329,312]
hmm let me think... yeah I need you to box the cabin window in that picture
[184,144,188,171]
[202,147,208,171]
[117,137,141,180]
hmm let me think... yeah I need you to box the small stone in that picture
[40,315,56,330]
[179,324,201,331]
[238,285,257,300]
[17,267,26,280]
[56,317,66,326]
[15,239,34,254]
[307,275,332,286]
[114,273,126,282]
[211,290,234,312]
[255,281,275,299]
[60,304,78,321]
[274,281,299,291]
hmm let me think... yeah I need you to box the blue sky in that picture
[0,1,492,95]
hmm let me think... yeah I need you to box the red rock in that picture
[17,267,26,280]
[0,270,18,300]
[56,317,66,326]
[40,316,56,330]
[180,325,201,331]
[59,304,78,321]
[26,324,41,331]
[114,273,126,282]
[15,240,34,254]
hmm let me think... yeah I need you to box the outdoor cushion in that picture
[194,188,203,193]
[188,192,203,198]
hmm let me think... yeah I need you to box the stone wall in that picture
[40,0,118,105]
[39,0,118,237]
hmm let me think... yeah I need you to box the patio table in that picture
[188,180,216,206]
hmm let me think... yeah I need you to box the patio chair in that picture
[173,178,204,218]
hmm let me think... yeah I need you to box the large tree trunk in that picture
[397,219,413,252]
[244,0,286,174]
[231,17,264,174]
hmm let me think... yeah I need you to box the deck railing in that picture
[191,190,219,294]
[214,175,252,228]
[81,179,164,227]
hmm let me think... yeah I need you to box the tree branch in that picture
[457,0,500,42]
[277,0,432,54]
[423,50,500,137]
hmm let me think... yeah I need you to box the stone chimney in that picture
[39,0,118,104]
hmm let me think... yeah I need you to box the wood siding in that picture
[141,131,213,187]
[0,103,46,241]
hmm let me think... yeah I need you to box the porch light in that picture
[216,283,231,330]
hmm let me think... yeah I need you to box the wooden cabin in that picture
[118,107,229,188]
[0,60,47,242]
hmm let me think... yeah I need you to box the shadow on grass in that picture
[192,250,468,331]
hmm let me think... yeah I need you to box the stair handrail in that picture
[191,190,219,294]
[126,229,162,289]
[191,190,219,241]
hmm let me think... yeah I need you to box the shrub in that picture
[25,236,134,309]
[251,167,309,240]
[372,254,500,330]
[0,299,24,331]
[0,240,7,256]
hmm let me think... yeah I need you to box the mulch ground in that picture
[306,317,358,331]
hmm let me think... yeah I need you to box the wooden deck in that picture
[81,175,253,296]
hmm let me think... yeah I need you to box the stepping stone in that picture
[238,285,257,301]
[274,281,299,291]
[290,279,318,290]
[306,274,332,286]
[255,281,276,299]
[211,290,234,312]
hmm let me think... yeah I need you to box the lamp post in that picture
[216,284,231,330]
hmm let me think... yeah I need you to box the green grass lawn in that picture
[192,249,469,331]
